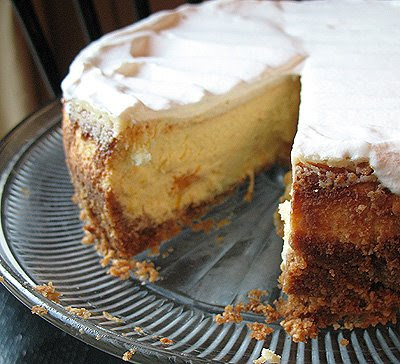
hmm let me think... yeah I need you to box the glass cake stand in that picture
[0,100,399,363]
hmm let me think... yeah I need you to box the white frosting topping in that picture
[281,1,400,193]
[62,0,400,194]
[62,0,303,121]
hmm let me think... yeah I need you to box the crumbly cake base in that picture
[63,75,299,257]
[64,115,289,257]
[78,188,228,257]
[278,162,400,341]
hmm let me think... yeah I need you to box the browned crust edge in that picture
[278,162,400,341]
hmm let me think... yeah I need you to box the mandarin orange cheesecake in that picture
[62,0,400,341]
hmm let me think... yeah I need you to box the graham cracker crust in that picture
[278,162,400,341]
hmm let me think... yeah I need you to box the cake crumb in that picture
[94,237,110,257]
[160,337,173,345]
[254,348,281,364]
[72,193,80,204]
[34,282,61,303]
[122,348,136,361]
[81,228,96,245]
[32,305,48,316]
[134,326,144,335]
[107,257,160,282]
[133,260,159,282]
[343,322,355,330]
[108,258,135,280]
[147,246,160,257]
[103,311,122,323]
[245,290,280,323]
[66,306,91,320]
[244,169,255,202]
[215,303,244,324]
[191,218,214,233]
[0,276,4,283]
[215,290,278,341]
[280,317,317,343]
[161,247,174,258]
[340,338,349,346]
[247,322,274,341]
[356,204,367,214]
[248,289,268,299]
[100,249,115,267]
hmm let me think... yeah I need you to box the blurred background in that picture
[0,0,190,139]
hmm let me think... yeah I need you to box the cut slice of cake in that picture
[63,74,300,256]
[62,2,303,256]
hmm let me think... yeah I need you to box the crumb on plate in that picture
[134,326,144,335]
[122,348,136,361]
[133,260,159,282]
[215,289,278,341]
[103,311,122,323]
[32,305,48,316]
[247,322,274,341]
[254,348,281,364]
[160,337,173,345]
[66,306,91,320]
[34,282,61,303]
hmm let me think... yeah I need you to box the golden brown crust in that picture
[279,162,400,341]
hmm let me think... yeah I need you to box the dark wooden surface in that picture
[0,285,121,364]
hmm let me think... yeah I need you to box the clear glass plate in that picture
[1,100,400,363]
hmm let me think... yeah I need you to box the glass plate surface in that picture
[1,101,400,363]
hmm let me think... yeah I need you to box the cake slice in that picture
[63,74,299,256]
[62,2,303,256]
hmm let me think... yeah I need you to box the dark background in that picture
[0,285,121,364]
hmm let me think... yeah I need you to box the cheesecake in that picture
[62,0,400,341]
[63,75,299,255]
[62,1,302,256]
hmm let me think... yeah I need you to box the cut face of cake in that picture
[63,74,300,255]
[61,0,400,341]
[62,0,303,256]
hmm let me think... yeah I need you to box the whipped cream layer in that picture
[281,1,400,194]
[62,0,400,194]
[62,0,304,122]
